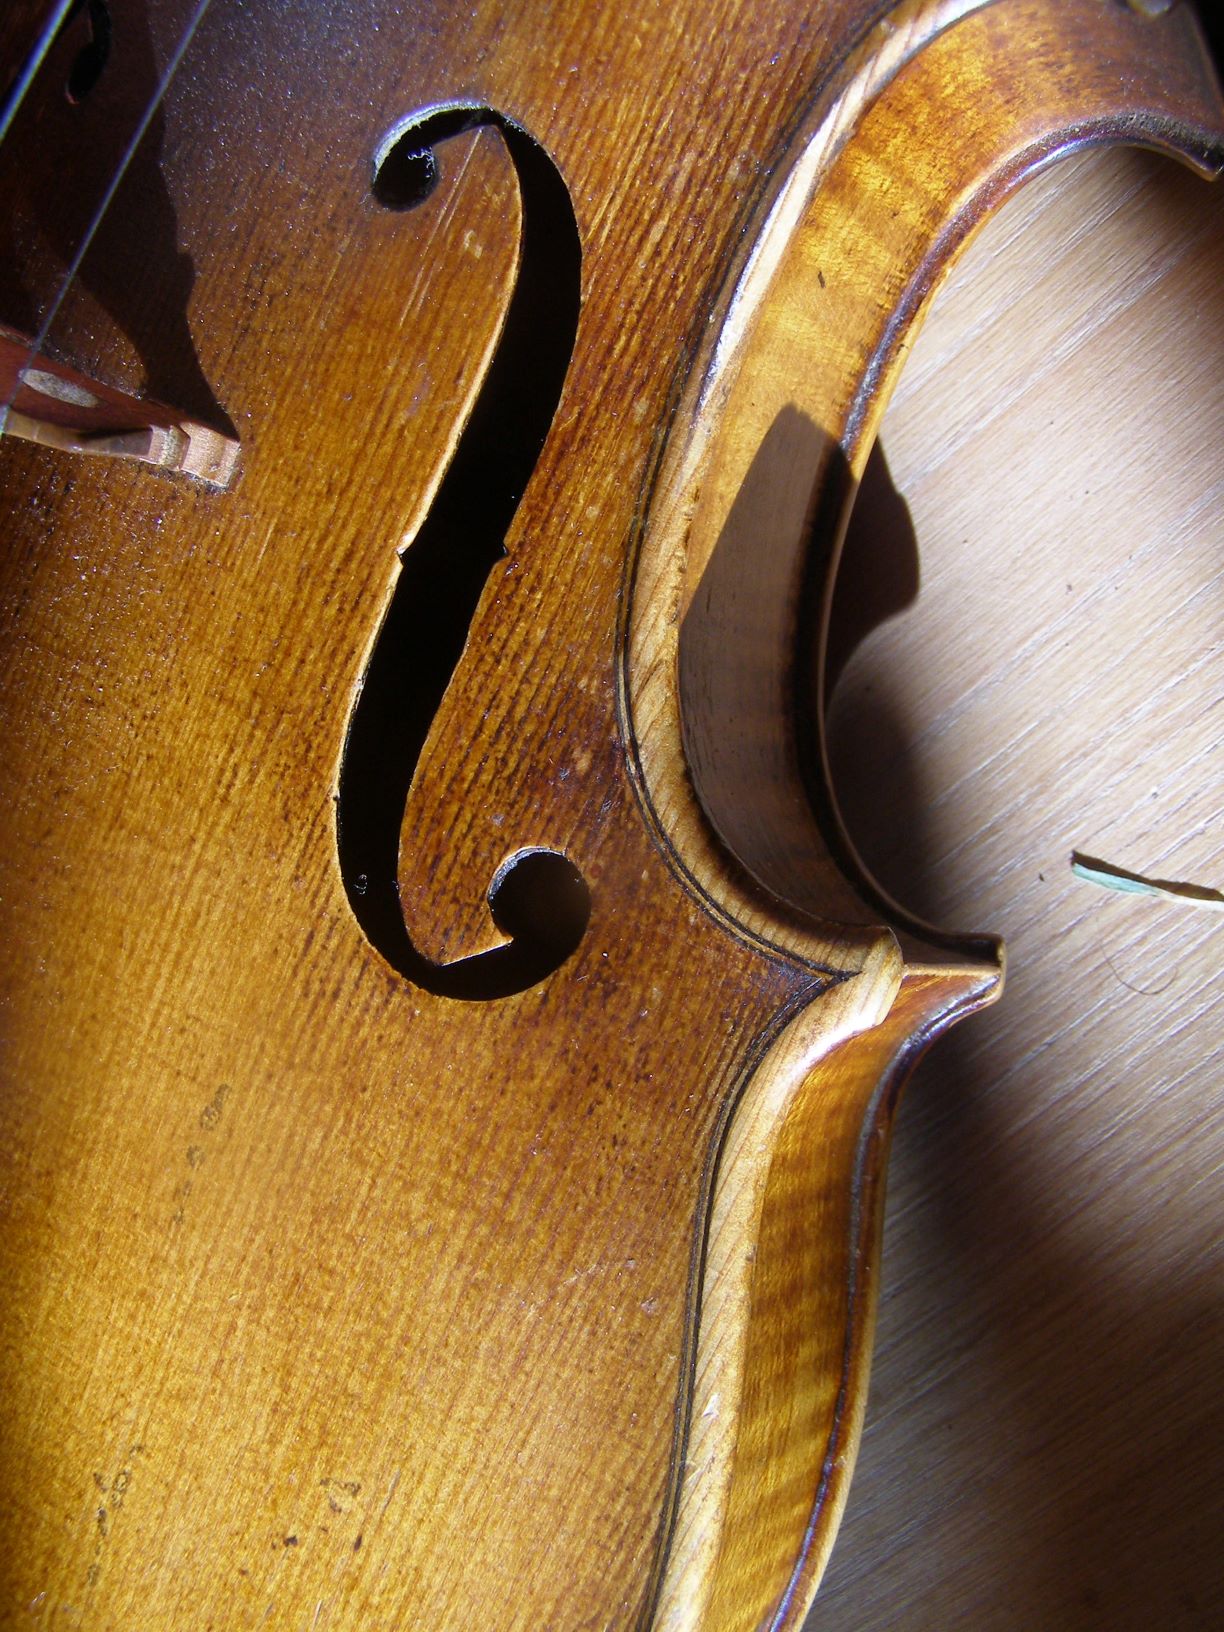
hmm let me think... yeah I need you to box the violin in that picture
[1,2,1220,1627]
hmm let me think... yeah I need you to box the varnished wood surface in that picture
[0,3,928,1625]
[817,144,1223,1629]
[1,3,1221,1628]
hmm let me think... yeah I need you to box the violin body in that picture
[0,2,1220,1628]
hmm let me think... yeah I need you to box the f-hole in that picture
[63,0,112,105]
[336,105,588,1001]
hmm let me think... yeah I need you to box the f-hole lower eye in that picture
[336,106,587,1002]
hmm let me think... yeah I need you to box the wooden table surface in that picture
[814,145,1223,1629]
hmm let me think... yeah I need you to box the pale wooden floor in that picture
[815,146,1223,1629]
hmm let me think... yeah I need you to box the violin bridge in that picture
[0,324,239,488]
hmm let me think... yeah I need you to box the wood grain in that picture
[0,2,1220,1628]
[0,3,905,1625]
[817,142,1224,1631]
[640,7,1221,1622]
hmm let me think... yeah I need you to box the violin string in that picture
[0,0,76,147]
[2,0,215,424]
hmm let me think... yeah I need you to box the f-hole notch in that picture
[336,105,588,1001]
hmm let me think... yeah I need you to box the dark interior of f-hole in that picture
[336,107,589,1000]
[63,0,113,105]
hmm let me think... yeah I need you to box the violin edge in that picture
[625,0,1224,981]
[639,2,1224,1624]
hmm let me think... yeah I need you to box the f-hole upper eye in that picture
[63,0,113,105]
